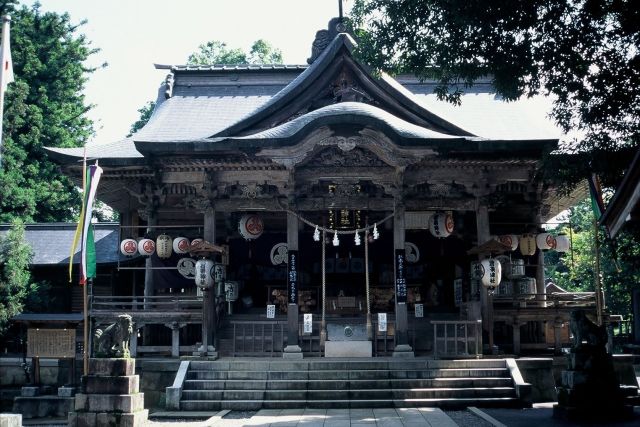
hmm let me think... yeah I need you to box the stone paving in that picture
[147,408,460,427]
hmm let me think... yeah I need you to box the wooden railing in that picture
[493,292,596,308]
[92,295,202,313]
[432,320,482,359]
[230,320,286,357]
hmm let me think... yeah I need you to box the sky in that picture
[22,0,348,145]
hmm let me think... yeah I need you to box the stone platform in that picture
[68,358,148,427]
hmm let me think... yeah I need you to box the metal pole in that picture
[83,278,90,375]
[365,227,372,339]
[320,230,327,348]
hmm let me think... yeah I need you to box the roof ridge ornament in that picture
[307,17,350,65]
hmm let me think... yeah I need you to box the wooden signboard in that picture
[27,329,76,358]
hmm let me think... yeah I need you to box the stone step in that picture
[180,397,521,411]
[391,387,516,399]
[435,368,510,378]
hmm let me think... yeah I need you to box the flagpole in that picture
[83,278,89,375]
[0,15,14,169]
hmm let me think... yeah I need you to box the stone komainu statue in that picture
[94,314,133,358]
[569,309,608,349]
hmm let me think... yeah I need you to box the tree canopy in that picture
[187,39,283,66]
[351,0,640,188]
[545,198,640,320]
[0,1,97,222]
[129,39,283,134]
[0,219,31,334]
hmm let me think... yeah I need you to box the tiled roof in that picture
[166,64,308,72]
[404,82,562,140]
[134,85,283,142]
[0,223,128,266]
[238,102,473,141]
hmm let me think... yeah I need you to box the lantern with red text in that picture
[173,237,190,254]
[536,233,556,251]
[429,212,454,238]
[138,238,155,256]
[498,234,519,251]
[120,239,137,257]
[238,214,264,240]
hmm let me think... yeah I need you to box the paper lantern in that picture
[173,237,190,254]
[498,234,519,251]
[156,234,172,259]
[519,234,536,256]
[195,258,214,288]
[429,212,454,238]
[536,232,556,251]
[120,239,137,257]
[480,258,502,288]
[555,233,570,253]
[138,238,155,256]
[225,281,240,301]
[189,238,204,250]
[238,214,264,240]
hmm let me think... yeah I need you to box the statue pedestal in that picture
[68,358,148,427]
[553,345,633,421]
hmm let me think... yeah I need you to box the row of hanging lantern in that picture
[493,232,570,256]
[120,235,203,258]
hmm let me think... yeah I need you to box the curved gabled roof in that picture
[213,33,473,138]
[232,102,470,141]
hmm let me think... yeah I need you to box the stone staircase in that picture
[176,359,525,410]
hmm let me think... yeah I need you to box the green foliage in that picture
[186,38,283,66]
[546,198,640,318]
[0,219,32,334]
[0,2,97,222]
[130,39,283,133]
[351,0,640,187]
[128,101,155,136]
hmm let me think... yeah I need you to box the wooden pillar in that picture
[284,212,303,358]
[143,208,157,312]
[166,322,184,358]
[476,203,492,353]
[393,203,414,357]
[199,206,217,357]
[512,322,521,355]
[553,317,563,355]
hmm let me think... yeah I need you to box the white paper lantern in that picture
[238,214,264,240]
[138,238,155,256]
[195,258,214,288]
[555,233,571,253]
[480,258,502,288]
[498,234,519,251]
[173,237,190,254]
[429,212,454,238]
[536,232,556,251]
[156,234,173,259]
[120,239,137,257]
[225,281,240,301]
[519,234,536,256]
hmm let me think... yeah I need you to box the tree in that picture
[351,0,640,188]
[186,39,283,66]
[545,198,640,319]
[130,39,282,133]
[0,2,97,222]
[0,219,32,334]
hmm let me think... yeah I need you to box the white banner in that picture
[266,305,276,319]
[378,313,387,332]
[415,303,424,318]
[303,313,313,334]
